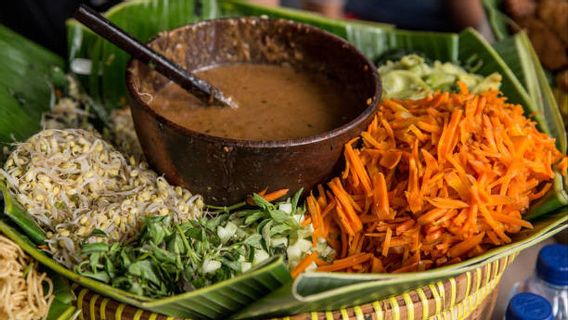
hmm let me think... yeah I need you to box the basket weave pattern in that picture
[71,254,516,320]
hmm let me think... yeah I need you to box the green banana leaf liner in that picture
[46,272,81,320]
[0,25,78,320]
[0,25,64,144]
[482,0,513,41]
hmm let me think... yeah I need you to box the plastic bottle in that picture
[505,292,554,320]
[511,244,568,319]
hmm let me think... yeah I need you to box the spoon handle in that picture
[73,5,235,108]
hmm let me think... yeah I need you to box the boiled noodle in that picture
[0,236,54,320]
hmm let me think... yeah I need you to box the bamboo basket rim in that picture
[70,253,516,320]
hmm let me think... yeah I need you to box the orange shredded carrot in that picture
[301,216,312,226]
[492,212,533,229]
[321,200,336,219]
[345,143,372,196]
[448,232,485,258]
[246,188,269,205]
[373,172,390,219]
[262,189,289,202]
[305,84,566,274]
[417,208,447,225]
[317,253,372,272]
[291,252,319,278]
[529,183,552,200]
[329,179,363,235]
[371,257,385,273]
[379,150,403,169]
[382,227,392,257]
[426,198,470,209]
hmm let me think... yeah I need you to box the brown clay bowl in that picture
[126,17,381,205]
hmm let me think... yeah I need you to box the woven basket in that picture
[70,253,516,320]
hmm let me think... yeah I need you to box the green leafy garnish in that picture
[75,189,332,298]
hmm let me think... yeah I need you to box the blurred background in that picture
[2,0,566,93]
[0,0,491,56]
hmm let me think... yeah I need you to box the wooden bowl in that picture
[126,17,381,205]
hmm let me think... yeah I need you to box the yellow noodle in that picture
[0,236,54,320]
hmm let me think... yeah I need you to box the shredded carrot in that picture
[373,172,390,219]
[247,188,269,205]
[382,227,392,257]
[291,252,319,278]
[379,150,403,169]
[426,198,469,209]
[328,178,363,235]
[307,84,567,274]
[262,188,289,202]
[448,232,485,258]
[317,253,372,272]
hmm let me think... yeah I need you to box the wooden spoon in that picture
[73,5,237,108]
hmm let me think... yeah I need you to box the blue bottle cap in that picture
[506,293,553,320]
[537,244,568,286]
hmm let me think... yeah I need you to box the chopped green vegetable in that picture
[379,54,502,99]
[75,189,334,298]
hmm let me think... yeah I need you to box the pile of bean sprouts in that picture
[1,129,203,267]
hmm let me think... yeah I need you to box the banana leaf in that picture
[0,25,64,144]
[347,28,459,64]
[553,88,568,133]
[46,273,80,320]
[47,300,79,320]
[0,28,77,319]
[482,0,510,41]
[526,173,568,220]
[220,0,393,37]
[0,181,46,243]
[0,191,77,319]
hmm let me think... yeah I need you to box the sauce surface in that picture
[148,64,360,141]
